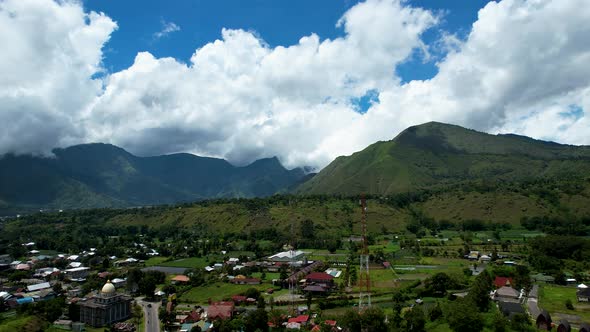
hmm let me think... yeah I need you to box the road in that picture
[138,299,161,332]
[526,285,540,319]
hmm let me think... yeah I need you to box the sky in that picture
[1,0,589,169]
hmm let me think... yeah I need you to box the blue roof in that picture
[17,297,34,304]
[181,323,193,331]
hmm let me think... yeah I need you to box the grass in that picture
[160,257,210,268]
[0,316,33,332]
[145,256,168,267]
[252,272,281,280]
[539,285,590,322]
[179,282,269,304]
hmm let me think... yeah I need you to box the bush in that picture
[565,299,574,310]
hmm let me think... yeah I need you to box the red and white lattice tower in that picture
[359,194,371,309]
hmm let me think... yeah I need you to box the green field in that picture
[539,285,590,322]
[0,316,45,332]
[159,257,210,268]
[179,282,270,304]
[144,256,168,266]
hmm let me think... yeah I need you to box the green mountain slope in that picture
[0,143,306,213]
[298,122,590,195]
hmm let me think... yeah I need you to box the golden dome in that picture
[101,280,116,294]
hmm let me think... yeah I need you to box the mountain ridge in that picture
[0,143,306,214]
[297,121,590,195]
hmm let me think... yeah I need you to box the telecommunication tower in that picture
[288,200,296,315]
[358,194,371,309]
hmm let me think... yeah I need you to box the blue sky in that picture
[2,0,589,168]
[85,0,488,82]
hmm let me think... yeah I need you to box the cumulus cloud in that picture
[0,0,116,155]
[153,20,180,40]
[2,0,590,169]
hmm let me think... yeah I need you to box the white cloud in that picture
[2,0,590,170]
[0,0,116,155]
[153,20,180,40]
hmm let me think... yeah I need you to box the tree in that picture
[423,272,453,297]
[340,309,361,332]
[244,308,268,331]
[244,287,261,300]
[360,307,388,332]
[404,307,426,331]
[301,219,315,239]
[102,257,110,269]
[127,268,144,292]
[467,272,492,312]
[514,265,532,293]
[139,275,157,299]
[445,298,483,332]
[428,302,443,321]
[279,264,288,282]
[510,313,535,332]
[492,311,507,332]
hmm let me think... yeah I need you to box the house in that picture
[67,255,80,261]
[303,285,328,294]
[311,320,338,332]
[68,262,83,268]
[0,254,11,265]
[171,275,190,284]
[65,267,90,280]
[479,255,491,263]
[180,310,201,324]
[227,258,240,265]
[497,301,525,319]
[207,301,234,320]
[232,295,247,305]
[494,277,514,288]
[230,277,260,285]
[557,320,571,332]
[287,315,310,329]
[34,267,60,278]
[16,263,31,271]
[467,251,479,260]
[268,250,305,263]
[27,282,51,292]
[536,310,552,331]
[494,286,520,301]
[306,272,334,284]
[577,288,590,302]
[111,278,126,288]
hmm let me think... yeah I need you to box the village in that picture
[1,221,590,332]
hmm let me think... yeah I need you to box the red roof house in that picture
[231,295,247,304]
[494,277,514,288]
[306,272,334,283]
[288,315,309,324]
[172,275,190,283]
[207,301,234,320]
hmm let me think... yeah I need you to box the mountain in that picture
[297,122,590,195]
[0,143,306,213]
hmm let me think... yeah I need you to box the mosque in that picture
[78,280,133,327]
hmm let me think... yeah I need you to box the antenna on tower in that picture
[359,193,371,309]
[289,199,296,315]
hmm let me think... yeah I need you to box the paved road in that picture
[527,285,540,319]
[139,300,160,332]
